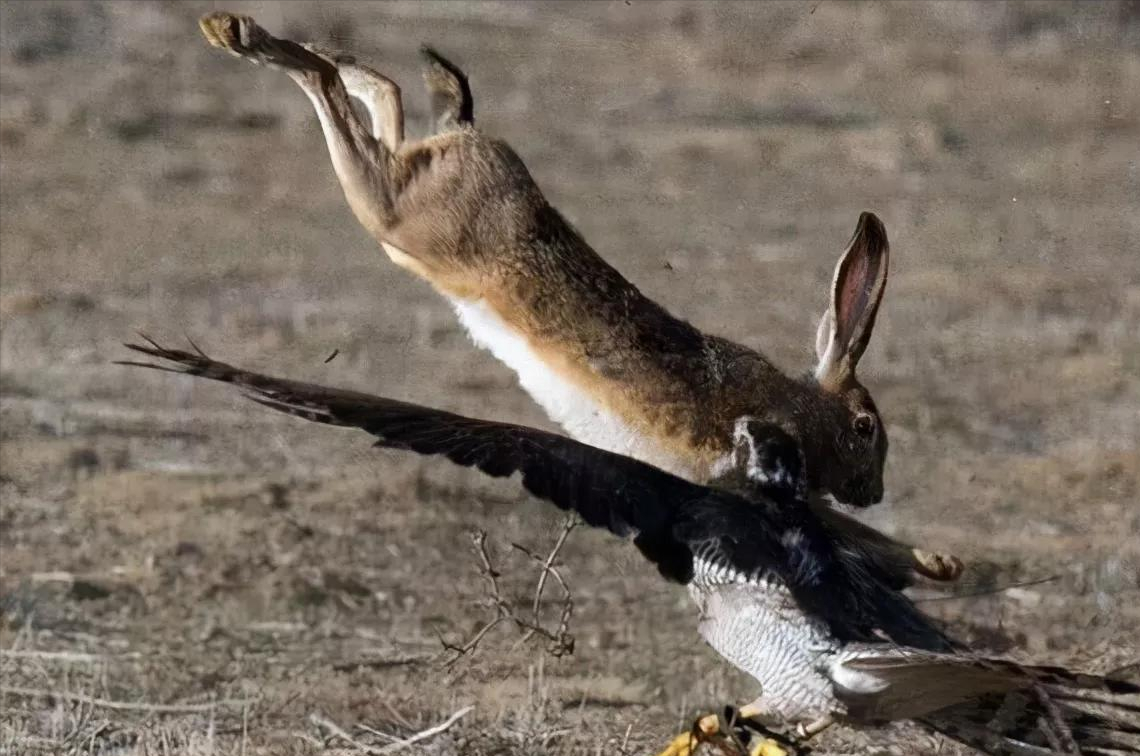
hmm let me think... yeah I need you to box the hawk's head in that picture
[731,417,809,503]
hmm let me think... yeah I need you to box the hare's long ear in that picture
[814,212,889,390]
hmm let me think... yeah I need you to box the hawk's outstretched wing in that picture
[118,338,953,650]
[120,337,712,581]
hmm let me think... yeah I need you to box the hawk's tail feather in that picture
[1051,693,1140,717]
[1000,659,1140,696]
[841,649,1139,753]
[921,689,1140,755]
[844,650,1140,696]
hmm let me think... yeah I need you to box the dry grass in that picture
[2,1,1139,754]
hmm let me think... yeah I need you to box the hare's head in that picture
[803,212,891,507]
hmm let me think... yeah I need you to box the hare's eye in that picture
[853,412,876,438]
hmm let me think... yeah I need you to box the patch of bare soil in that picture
[2,2,1138,754]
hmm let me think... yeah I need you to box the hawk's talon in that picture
[750,740,792,756]
[654,713,720,756]
[653,709,800,756]
[733,708,802,756]
[655,730,699,756]
[718,706,755,753]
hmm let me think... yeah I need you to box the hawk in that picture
[121,339,1140,756]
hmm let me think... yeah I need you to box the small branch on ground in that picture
[438,615,509,668]
[311,706,473,755]
[375,705,473,754]
[438,518,577,666]
[0,649,140,663]
[511,514,577,656]
[0,686,256,714]
[915,574,1060,603]
[312,712,385,754]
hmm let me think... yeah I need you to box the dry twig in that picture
[914,574,1060,603]
[375,705,473,754]
[439,520,577,666]
[0,649,138,664]
[311,713,385,754]
[0,686,256,714]
[311,706,473,755]
[511,514,577,654]
[438,531,511,667]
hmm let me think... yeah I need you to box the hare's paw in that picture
[912,548,965,582]
[200,12,262,56]
[199,12,309,72]
[198,12,332,76]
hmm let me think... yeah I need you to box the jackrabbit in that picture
[197,12,961,585]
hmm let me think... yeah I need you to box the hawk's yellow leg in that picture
[654,712,789,756]
[655,713,717,756]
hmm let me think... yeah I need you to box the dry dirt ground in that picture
[2,2,1139,754]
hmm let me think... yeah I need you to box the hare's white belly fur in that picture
[450,298,698,480]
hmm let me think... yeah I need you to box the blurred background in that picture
[1,2,1138,754]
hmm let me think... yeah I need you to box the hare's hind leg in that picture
[199,12,401,233]
[296,42,406,153]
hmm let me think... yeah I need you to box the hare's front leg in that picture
[911,547,964,582]
[199,12,402,236]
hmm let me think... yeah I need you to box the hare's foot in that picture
[912,548,965,582]
[199,12,330,75]
[200,11,398,233]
